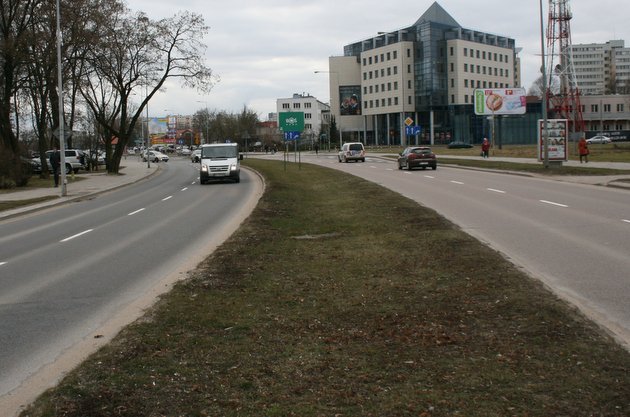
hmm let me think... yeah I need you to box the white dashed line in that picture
[162,196,173,201]
[424,175,435,179]
[540,200,568,208]
[370,166,377,169]
[487,188,506,194]
[128,208,145,216]
[60,229,93,243]
[181,187,188,191]
[0,262,7,266]
[450,180,465,185]
[623,219,630,224]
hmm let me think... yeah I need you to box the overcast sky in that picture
[124,0,628,120]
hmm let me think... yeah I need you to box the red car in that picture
[397,146,437,170]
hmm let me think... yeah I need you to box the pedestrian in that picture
[49,145,61,187]
[314,143,319,155]
[481,137,490,158]
[578,137,589,163]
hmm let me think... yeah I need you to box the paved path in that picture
[0,157,159,220]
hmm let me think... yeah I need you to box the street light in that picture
[539,0,550,168]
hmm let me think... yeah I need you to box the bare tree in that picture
[79,9,217,173]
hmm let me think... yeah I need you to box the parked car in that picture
[180,147,192,156]
[45,149,86,174]
[338,142,365,163]
[586,135,612,144]
[143,150,169,162]
[447,141,473,149]
[191,149,201,163]
[397,146,437,170]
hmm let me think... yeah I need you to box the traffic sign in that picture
[284,131,300,141]
[279,112,305,132]
[405,126,421,136]
[404,117,414,127]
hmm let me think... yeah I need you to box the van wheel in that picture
[65,164,71,174]
[235,176,240,183]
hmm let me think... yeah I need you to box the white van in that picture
[199,143,242,184]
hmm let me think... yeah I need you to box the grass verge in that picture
[22,159,629,416]
[0,195,59,212]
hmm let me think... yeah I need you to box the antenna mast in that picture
[545,0,584,132]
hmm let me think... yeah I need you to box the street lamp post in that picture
[540,0,550,168]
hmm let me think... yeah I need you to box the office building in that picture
[276,93,331,144]
[572,40,630,95]
[328,1,524,145]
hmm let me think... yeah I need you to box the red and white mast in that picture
[545,0,584,132]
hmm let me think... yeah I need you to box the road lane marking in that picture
[424,175,434,179]
[540,200,568,208]
[128,208,145,216]
[60,229,93,242]
[487,188,506,194]
[162,196,173,201]
[370,166,377,169]
[181,187,188,191]
[623,219,630,224]
[0,262,7,266]
[450,180,465,185]
[385,168,394,171]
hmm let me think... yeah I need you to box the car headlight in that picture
[201,164,208,172]
[230,163,237,172]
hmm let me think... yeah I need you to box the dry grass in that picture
[22,159,630,417]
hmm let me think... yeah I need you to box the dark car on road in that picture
[447,141,473,149]
[397,146,437,171]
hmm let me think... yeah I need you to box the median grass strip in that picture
[23,159,629,416]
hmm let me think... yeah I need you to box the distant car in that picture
[338,142,365,163]
[143,150,169,163]
[447,141,473,149]
[397,146,437,171]
[586,135,612,144]
[191,149,201,163]
[180,148,192,156]
[45,149,86,174]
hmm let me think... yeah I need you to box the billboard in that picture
[538,119,568,162]
[474,88,526,115]
[339,86,361,116]
[279,112,305,132]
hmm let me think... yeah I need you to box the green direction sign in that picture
[279,112,305,132]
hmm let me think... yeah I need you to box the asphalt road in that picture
[282,153,630,348]
[0,158,262,409]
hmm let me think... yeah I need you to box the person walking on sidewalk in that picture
[578,137,589,163]
[50,145,61,187]
[481,138,490,159]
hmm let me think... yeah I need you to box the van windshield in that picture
[201,146,238,159]
[349,144,363,151]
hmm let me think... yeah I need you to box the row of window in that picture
[459,62,509,77]
[457,46,509,63]
[362,80,414,95]
[363,66,399,80]
[362,95,413,109]
[280,102,313,109]
[362,50,399,66]
[460,79,510,90]
[589,103,625,112]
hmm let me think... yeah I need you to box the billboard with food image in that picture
[474,88,526,115]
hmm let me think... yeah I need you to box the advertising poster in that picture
[538,119,568,162]
[474,88,526,115]
[339,86,361,116]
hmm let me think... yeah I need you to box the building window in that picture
[388,97,392,106]
[394,97,399,105]
[482,51,486,59]
[450,46,454,56]
[394,81,398,90]
[451,78,454,87]
[369,71,373,79]
[494,53,497,61]
[363,72,367,80]
[408,95,412,105]
[465,95,469,104]
[450,63,454,72]
[375,85,379,93]
[369,56,372,65]
[282,103,289,109]
[381,53,384,61]
[407,64,411,73]
[591,104,598,112]
[464,79,468,88]
[476,50,480,58]
[407,48,411,57]
[408,80,412,89]
[604,104,611,112]
[464,63,468,72]
[451,94,455,103]
[293,103,300,109]
[477,65,480,73]
[362,58,366,66]
[305,113,312,119]
[393,66,398,75]
[387,82,392,91]
[393,50,397,59]
[387,52,391,60]
[374,55,378,64]
[381,68,385,77]
[387,67,391,76]
[305,102,311,108]
[618,103,625,112]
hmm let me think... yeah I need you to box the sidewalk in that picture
[0,158,159,220]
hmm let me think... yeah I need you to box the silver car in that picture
[586,135,612,144]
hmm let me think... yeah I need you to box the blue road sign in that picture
[284,131,301,141]
[405,126,421,136]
